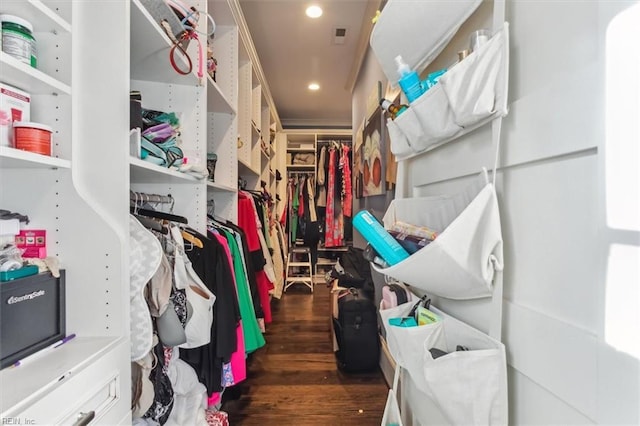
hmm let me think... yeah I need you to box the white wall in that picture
[353,1,640,424]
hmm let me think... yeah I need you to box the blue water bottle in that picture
[395,55,424,103]
[353,210,410,266]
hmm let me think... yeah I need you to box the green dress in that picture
[221,228,265,353]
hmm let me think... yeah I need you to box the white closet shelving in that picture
[0,0,281,423]
[1,1,130,424]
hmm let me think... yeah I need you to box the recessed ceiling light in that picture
[306,5,323,18]
[308,83,320,91]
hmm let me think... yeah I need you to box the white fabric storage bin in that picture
[440,24,510,127]
[381,364,405,426]
[370,0,483,83]
[381,302,508,425]
[395,84,462,152]
[379,302,445,394]
[386,117,415,158]
[373,171,503,299]
[382,24,509,160]
[422,307,508,425]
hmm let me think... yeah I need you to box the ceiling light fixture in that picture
[308,83,320,91]
[305,5,323,18]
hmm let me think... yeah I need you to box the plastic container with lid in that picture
[1,14,37,67]
[13,121,52,156]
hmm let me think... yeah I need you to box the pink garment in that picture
[256,270,273,323]
[213,233,247,386]
[208,392,221,407]
[229,321,246,384]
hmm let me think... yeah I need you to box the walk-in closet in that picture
[1,0,638,425]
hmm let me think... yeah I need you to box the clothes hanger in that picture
[129,206,188,224]
[134,214,168,235]
[181,228,203,249]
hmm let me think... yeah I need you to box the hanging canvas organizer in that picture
[380,301,507,425]
[385,24,509,160]
[373,169,503,300]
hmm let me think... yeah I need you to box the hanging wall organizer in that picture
[370,0,509,424]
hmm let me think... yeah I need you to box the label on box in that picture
[0,83,31,148]
[416,306,440,326]
[15,230,46,258]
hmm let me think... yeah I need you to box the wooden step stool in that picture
[285,246,313,293]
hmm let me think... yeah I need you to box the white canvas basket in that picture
[381,364,405,426]
[422,307,508,425]
[384,24,509,160]
[379,301,444,395]
[380,302,507,425]
[373,170,503,300]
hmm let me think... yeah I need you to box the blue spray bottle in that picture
[395,55,424,103]
[353,210,410,267]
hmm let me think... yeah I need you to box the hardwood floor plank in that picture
[222,284,388,425]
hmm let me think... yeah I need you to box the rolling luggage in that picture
[333,287,380,372]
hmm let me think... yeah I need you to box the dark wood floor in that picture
[222,283,389,425]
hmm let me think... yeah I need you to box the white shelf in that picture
[207,75,235,114]
[1,1,72,35]
[251,122,261,140]
[130,157,200,183]
[287,164,315,170]
[207,181,236,193]
[287,147,315,152]
[0,147,71,169]
[0,336,120,416]
[0,52,71,95]
[130,0,200,86]
[238,158,259,176]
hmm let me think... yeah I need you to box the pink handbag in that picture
[381,282,412,310]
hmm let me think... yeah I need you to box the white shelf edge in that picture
[207,181,236,192]
[0,147,71,169]
[29,0,73,33]
[286,148,316,152]
[238,158,259,176]
[0,52,72,95]
[129,157,200,182]
[287,164,315,169]
[0,336,121,416]
[206,75,236,114]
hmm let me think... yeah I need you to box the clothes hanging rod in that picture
[130,190,174,205]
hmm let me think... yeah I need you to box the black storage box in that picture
[1,271,66,368]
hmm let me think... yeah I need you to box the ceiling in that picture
[239,0,379,130]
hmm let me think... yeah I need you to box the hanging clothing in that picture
[238,192,273,324]
[325,148,342,247]
[211,231,247,386]
[219,228,265,353]
[316,146,327,207]
[180,230,240,395]
[342,145,353,218]
[269,225,285,299]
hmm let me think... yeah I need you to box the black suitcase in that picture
[333,287,380,372]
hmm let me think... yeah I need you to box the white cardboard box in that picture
[0,83,31,148]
